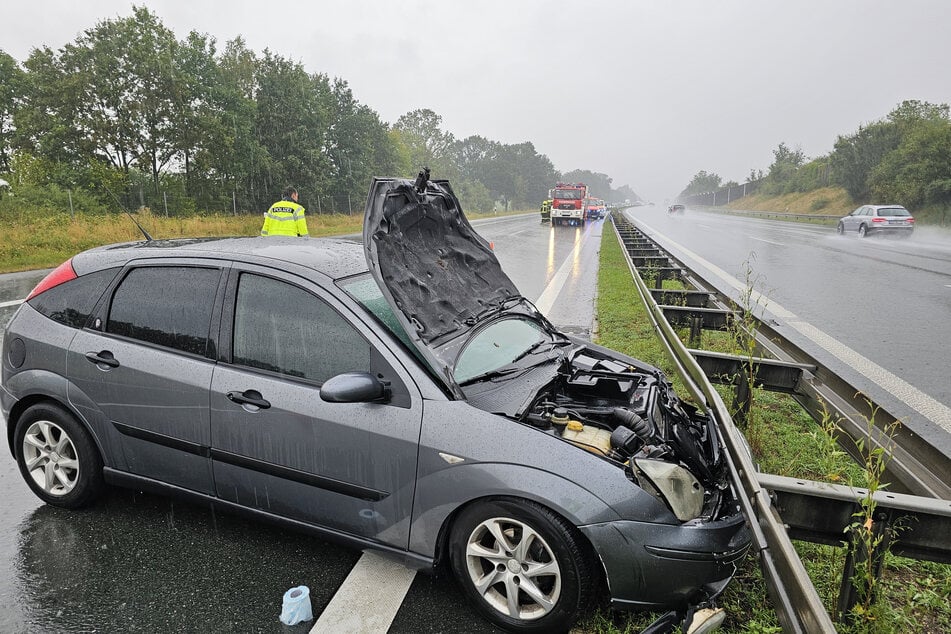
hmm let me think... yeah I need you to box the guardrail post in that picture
[688,314,703,348]
[837,512,892,623]
[732,368,751,426]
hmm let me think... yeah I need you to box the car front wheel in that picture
[15,403,104,509]
[836,222,845,235]
[449,498,594,633]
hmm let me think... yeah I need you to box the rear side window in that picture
[232,273,371,383]
[28,267,120,328]
[107,266,220,355]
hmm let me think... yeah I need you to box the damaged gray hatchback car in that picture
[2,173,750,633]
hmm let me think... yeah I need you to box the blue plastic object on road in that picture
[279,585,313,625]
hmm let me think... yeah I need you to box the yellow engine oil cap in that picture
[566,420,583,431]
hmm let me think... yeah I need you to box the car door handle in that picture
[226,390,271,410]
[85,351,120,368]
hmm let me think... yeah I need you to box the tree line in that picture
[679,100,951,217]
[0,6,638,217]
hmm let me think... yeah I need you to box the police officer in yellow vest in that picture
[261,186,309,237]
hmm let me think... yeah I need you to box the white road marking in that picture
[534,224,595,316]
[0,299,24,309]
[636,217,951,433]
[310,551,417,634]
[749,236,784,246]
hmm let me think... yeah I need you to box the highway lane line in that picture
[0,299,24,309]
[533,223,596,316]
[749,237,784,246]
[310,551,417,634]
[636,217,951,433]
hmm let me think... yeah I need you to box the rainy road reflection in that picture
[12,489,361,633]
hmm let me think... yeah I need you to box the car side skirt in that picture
[102,467,434,570]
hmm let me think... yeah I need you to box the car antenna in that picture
[413,166,431,193]
[104,186,154,241]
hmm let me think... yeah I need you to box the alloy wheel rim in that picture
[464,516,561,620]
[22,420,79,496]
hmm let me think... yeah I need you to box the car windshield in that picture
[878,207,910,217]
[554,189,583,200]
[454,317,549,383]
[339,274,424,361]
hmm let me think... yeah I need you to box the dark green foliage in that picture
[680,170,722,196]
[830,100,951,207]
[3,8,635,216]
[830,122,901,200]
[0,49,23,173]
[759,143,807,195]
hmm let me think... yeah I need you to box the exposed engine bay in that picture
[468,345,731,522]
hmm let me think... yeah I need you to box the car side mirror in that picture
[320,372,391,404]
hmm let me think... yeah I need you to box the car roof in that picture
[72,236,368,279]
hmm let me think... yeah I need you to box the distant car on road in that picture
[836,204,914,238]
[668,204,685,215]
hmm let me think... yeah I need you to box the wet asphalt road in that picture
[624,206,951,453]
[0,215,604,633]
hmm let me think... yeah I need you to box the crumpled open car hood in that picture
[363,174,525,395]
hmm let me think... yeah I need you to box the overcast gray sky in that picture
[3,1,950,201]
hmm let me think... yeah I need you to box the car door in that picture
[67,261,225,494]
[208,266,423,549]
[844,206,861,232]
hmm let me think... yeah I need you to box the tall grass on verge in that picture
[726,254,771,453]
[0,207,529,274]
[839,401,904,631]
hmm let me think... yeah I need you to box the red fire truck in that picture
[549,182,588,226]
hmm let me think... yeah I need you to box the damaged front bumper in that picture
[579,510,750,610]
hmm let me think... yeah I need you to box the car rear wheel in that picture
[449,498,594,633]
[15,403,104,509]
[858,224,868,238]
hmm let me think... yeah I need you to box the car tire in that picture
[14,402,104,509]
[449,498,594,633]
[858,224,868,238]
[836,222,845,235]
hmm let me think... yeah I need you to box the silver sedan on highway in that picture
[836,204,915,237]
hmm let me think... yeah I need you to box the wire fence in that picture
[116,187,366,218]
[678,179,764,207]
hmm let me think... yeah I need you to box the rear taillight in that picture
[26,259,77,300]
[907,217,916,223]
[872,217,887,223]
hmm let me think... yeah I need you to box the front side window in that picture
[454,317,547,383]
[107,266,219,355]
[232,273,370,383]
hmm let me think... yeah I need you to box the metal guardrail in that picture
[609,214,951,632]
[684,206,839,224]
